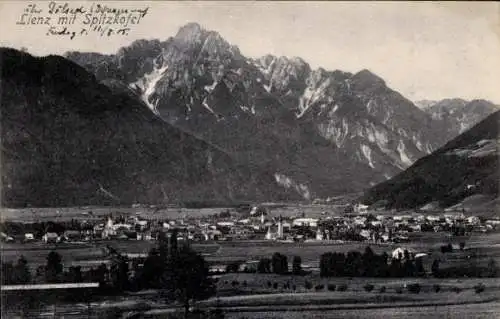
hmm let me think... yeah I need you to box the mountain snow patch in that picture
[446,139,498,158]
[274,173,311,200]
[133,65,169,114]
[297,78,331,118]
[204,81,218,93]
[331,104,339,114]
[397,140,413,166]
[239,105,255,115]
[361,144,375,168]
[202,97,216,114]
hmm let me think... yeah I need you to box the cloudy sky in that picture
[1,1,499,103]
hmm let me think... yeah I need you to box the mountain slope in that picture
[360,111,499,210]
[0,48,298,207]
[65,23,465,197]
[420,98,499,138]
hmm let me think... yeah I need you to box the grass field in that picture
[0,203,351,223]
[3,231,500,273]
[2,205,499,318]
[222,303,500,319]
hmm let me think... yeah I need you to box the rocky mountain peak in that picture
[62,23,499,201]
[351,69,386,91]
[174,22,205,42]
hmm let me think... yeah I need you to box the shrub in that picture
[474,283,485,294]
[226,262,241,273]
[305,280,313,290]
[267,281,272,288]
[244,266,255,273]
[451,286,461,294]
[363,284,374,292]
[292,256,302,275]
[272,282,278,289]
[440,243,453,253]
[337,284,348,292]
[379,286,386,293]
[395,287,403,294]
[327,283,336,291]
[433,284,441,293]
[315,284,324,291]
[407,283,421,294]
[231,280,239,287]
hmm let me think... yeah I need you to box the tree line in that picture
[319,247,424,277]
[2,229,218,319]
[223,245,499,279]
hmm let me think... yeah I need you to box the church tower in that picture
[277,215,284,239]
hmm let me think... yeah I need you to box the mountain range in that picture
[361,110,499,212]
[0,48,299,207]
[416,98,499,137]
[1,22,498,207]
[64,23,498,201]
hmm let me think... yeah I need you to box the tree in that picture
[140,248,165,289]
[1,262,14,284]
[162,245,215,318]
[292,256,302,275]
[415,257,425,276]
[403,251,416,277]
[110,260,129,292]
[45,251,63,283]
[431,259,440,277]
[344,251,361,277]
[225,262,241,273]
[389,258,403,277]
[68,266,82,283]
[257,258,271,273]
[362,246,375,276]
[94,263,108,287]
[487,258,497,277]
[271,253,288,274]
[440,243,453,253]
[13,256,31,284]
[321,252,348,277]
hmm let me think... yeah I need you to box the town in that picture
[2,204,499,246]
[2,202,499,318]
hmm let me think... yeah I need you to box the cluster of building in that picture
[258,208,500,243]
[2,205,499,245]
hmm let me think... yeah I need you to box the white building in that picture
[217,221,235,227]
[277,216,284,238]
[359,229,371,240]
[353,203,369,214]
[292,218,318,227]
[102,217,116,239]
[43,232,59,243]
[315,228,323,241]
[24,233,35,242]
[391,247,415,260]
[467,216,480,225]
[265,226,273,240]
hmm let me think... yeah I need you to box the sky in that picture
[1,1,499,103]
